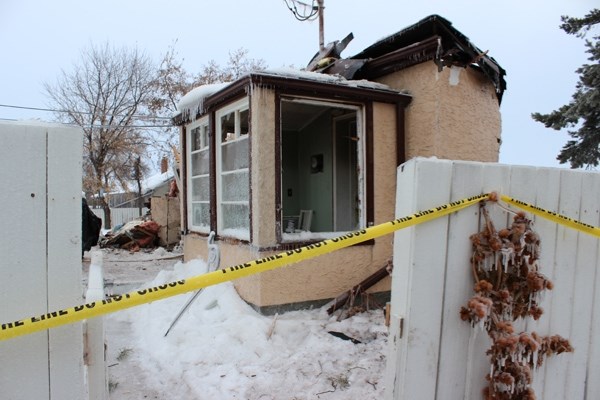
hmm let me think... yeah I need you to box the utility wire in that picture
[0,116,174,129]
[0,103,173,120]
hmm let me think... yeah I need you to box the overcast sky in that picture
[1,0,597,168]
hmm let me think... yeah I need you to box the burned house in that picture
[174,15,506,312]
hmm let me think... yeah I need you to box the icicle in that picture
[478,318,485,332]
[500,248,512,273]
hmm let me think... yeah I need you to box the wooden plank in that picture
[526,167,561,396]
[0,124,51,399]
[565,171,599,399]
[586,176,600,399]
[46,125,86,400]
[436,161,484,399]
[389,158,454,400]
[460,162,512,400]
[507,165,539,335]
[385,159,418,400]
[542,169,583,398]
[405,159,453,400]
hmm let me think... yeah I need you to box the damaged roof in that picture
[350,14,506,103]
[174,14,507,126]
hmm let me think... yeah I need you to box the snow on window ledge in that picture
[219,228,250,242]
[281,231,354,243]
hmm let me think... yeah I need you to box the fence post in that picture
[85,250,108,400]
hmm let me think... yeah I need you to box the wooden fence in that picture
[92,207,148,229]
[385,158,600,399]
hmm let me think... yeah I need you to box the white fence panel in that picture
[385,158,600,400]
[0,121,86,399]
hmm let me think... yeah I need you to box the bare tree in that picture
[148,45,267,174]
[194,47,267,84]
[149,45,267,120]
[45,42,157,228]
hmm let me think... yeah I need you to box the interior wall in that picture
[281,129,300,216]
[295,110,333,232]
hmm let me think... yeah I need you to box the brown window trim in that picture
[209,96,253,240]
[257,238,375,253]
[179,73,410,244]
[275,93,375,244]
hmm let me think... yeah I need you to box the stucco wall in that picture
[182,64,502,308]
[376,62,501,162]
[182,100,398,308]
[250,87,277,247]
[240,101,397,307]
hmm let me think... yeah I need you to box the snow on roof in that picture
[0,119,83,132]
[258,67,397,92]
[142,170,173,193]
[176,82,231,121]
[175,68,402,122]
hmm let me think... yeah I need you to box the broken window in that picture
[217,99,250,240]
[280,99,364,241]
[188,118,210,233]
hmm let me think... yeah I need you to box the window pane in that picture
[191,150,209,176]
[192,203,210,228]
[221,171,248,202]
[221,111,235,142]
[191,176,210,201]
[221,137,249,171]
[240,108,249,136]
[201,125,209,148]
[191,127,202,151]
[221,203,249,230]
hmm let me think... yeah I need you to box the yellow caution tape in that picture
[500,195,600,238]
[0,193,489,341]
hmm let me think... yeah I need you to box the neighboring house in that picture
[109,162,175,209]
[173,15,506,312]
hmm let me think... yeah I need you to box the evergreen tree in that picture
[532,9,600,168]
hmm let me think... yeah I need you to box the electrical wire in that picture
[0,103,172,120]
[283,0,319,21]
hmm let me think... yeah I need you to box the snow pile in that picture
[113,258,388,399]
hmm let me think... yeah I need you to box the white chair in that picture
[298,210,313,232]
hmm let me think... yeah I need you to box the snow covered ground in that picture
[91,249,389,399]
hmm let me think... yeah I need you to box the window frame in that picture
[186,116,211,234]
[215,97,251,240]
[278,96,366,242]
